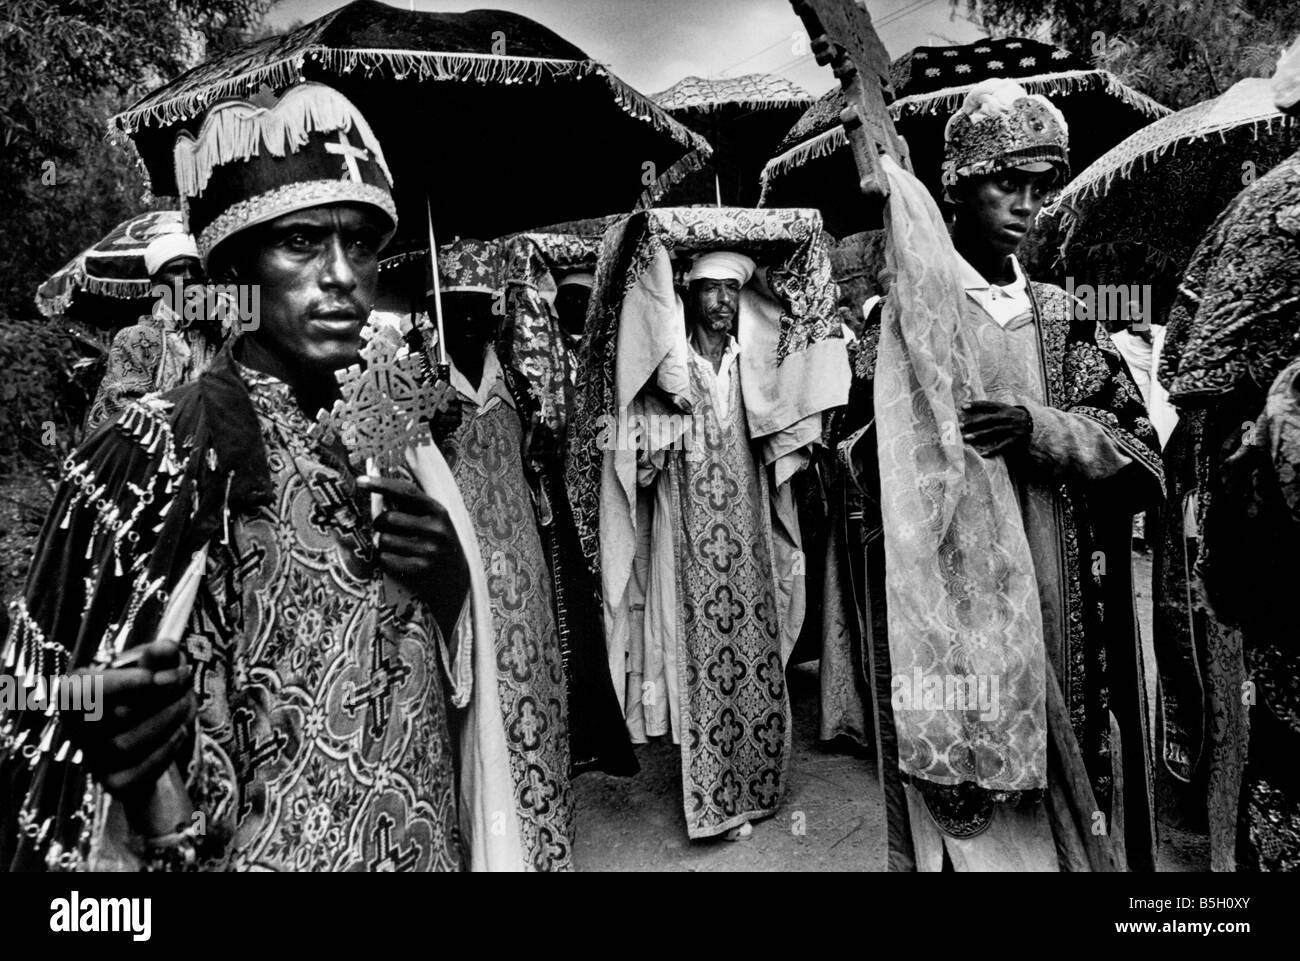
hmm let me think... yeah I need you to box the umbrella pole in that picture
[425,196,449,378]
[715,172,722,208]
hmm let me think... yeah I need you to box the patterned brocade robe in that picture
[179,365,463,871]
[1,349,463,871]
[86,302,220,431]
[445,347,574,871]
[636,341,791,839]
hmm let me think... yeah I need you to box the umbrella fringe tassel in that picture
[113,50,711,157]
[759,126,848,201]
[888,69,1169,120]
[635,148,714,208]
[1051,112,1300,218]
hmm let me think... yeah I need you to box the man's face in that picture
[437,291,498,352]
[955,168,1057,258]
[555,285,590,339]
[238,203,386,373]
[687,277,740,334]
[153,255,202,289]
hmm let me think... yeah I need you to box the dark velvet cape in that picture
[0,346,272,870]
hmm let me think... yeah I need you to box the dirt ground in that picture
[573,547,1212,872]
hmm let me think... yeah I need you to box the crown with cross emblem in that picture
[172,82,398,265]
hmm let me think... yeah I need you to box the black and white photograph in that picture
[0,0,1295,935]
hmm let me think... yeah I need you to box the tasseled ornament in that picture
[37,717,57,755]
[172,82,394,197]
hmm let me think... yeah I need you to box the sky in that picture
[267,0,988,98]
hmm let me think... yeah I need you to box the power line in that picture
[874,0,941,32]
[716,36,791,76]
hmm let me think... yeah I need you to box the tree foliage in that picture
[0,0,272,317]
[959,0,1300,110]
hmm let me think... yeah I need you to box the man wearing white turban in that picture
[631,248,789,842]
[85,229,220,429]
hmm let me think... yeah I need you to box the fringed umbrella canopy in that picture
[761,37,1169,234]
[1041,77,1300,325]
[35,209,182,327]
[111,0,710,241]
[651,73,812,207]
[654,73,812,113]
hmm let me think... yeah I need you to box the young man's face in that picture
[237,203,387,373]
[954,168,1057,258]
[687,277,740,334]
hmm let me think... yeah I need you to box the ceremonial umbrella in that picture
[35,209,183,329]
[109,0,710,243]
[1041,77,1300,321]
[760,37,1169,235]
[650,73,813,207]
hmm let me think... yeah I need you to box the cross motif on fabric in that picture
[508,697,547,751]
[699,523,743,574]
[231,542,266,583]
[703,585,745,634]
[184,624,222,709]
[325,130,370,182]
[696,462,739,511]
[232,706,287,821]
[343,631,412,740]
[309,472,370,556]
[223,541,267,627]
[368,812,420,871]
[487,551,529,611]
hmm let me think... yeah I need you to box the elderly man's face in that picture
[238,203,386,373]
[954,168,1057,258]
[688,278,740,333]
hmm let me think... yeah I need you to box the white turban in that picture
[144,231,199,275]
[557,271,594,289]
[1274,34,1300,116]
[686,250,756,286]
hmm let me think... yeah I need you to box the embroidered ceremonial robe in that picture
[633,341,791,839]
[851,281,1164,870]
[86,302,219,431]
[0,348,470,871]
[444,346,574,871]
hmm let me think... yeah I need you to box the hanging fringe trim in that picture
[114,49,708,155]
[37,271,155,320]
[667,95,814,115]
[888,69,1170,121]
[595,65,713,154]
[635,147,714,209]
[759,125,848,198]
[80,276,155,299]
[173,82,394,200]
[1049,112,1300,219]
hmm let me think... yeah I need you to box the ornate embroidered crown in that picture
[943,78,1070,190]
[172,83,398,265]
[436,238,502,295]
